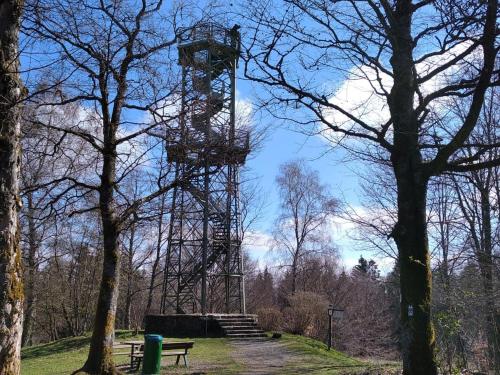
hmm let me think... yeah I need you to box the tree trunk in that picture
[145,194,166,315]
[392,161,436,375]
[0,1,25,374]
[78,150,121,374]
[388,2,437,374]
[123,224,135,330]
[291,254,298,294]
[22,192,37,347]
[477,186,500,373]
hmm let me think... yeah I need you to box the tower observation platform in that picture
[160,23,250,315]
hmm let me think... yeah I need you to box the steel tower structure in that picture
[160,23,249,315]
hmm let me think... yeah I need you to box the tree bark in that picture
[388,2,437,374]
[0,1,25,374]
[477,185,500,373]
[77,148,121,374]
[392,166,435,375]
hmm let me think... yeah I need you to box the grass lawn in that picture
[21,331,241,375]
[280,334,400,374]
[21,331,399,375]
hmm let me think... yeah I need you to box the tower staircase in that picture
[174,182,240,313]
[213,315,267,338]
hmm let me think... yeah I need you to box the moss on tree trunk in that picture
[0,1,25,374]
[77,146,122,374]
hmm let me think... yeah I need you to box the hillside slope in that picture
[21,331,400,374]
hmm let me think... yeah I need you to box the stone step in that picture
[217,321,257,326]
[210,314,257,319]
[224,329,266,335]
[212,314,264,338]
[226,332,268,338]
[217,318,256,324]
[219,322,257,327]
[222,325,262,330]
[220,325,258,330]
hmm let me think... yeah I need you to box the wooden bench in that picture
[113,343,141,369]
[130,341,194,370]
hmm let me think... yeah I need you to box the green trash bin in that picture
[142,334,163,374]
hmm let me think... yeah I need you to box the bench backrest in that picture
[162,342,194,350]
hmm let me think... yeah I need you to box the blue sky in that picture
[235,76,386,273]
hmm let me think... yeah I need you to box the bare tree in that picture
[52,214,103,339]
[341,165,399,260]
[450,90,500,372]
[20,91,94,346]
[243,0,498,373]
[272,160,337,293]
[20,116,49,346]
[426,178,469,372]
[22,0,194,372]
[144,146,170,316]
[334,262,398,359]
[117,171,162,330]
[0,1,25,373]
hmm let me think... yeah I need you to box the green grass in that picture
[280,334,400,374]
[21,331,241,375]
[21,331,399,375]
[160,337,242,375]
[22,331,136,375]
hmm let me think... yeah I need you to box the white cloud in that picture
[242,217,396,274]
[321,41,478,145]
[235,96,254,130]
[324,66,392,135]
[242,229,274,269]
[243,229,272,255]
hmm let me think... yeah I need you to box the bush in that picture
[271,332,282,339]
[256,307,284,331]
[283,291,328,337]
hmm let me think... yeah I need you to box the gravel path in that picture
[229,338,295,374]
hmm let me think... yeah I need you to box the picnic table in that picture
[120,340,144,369]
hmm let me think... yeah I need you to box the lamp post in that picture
[327,305,344,350]
[327,305,333,350]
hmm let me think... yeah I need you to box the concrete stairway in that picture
[213,315,267,338]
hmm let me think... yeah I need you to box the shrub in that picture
[256,307,284,331]
[283,291,328,337]
[271,332,282,339]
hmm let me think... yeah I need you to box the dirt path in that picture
[229,338,295,374]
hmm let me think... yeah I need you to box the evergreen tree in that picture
[354,256,369,273]
[354,256,380,280]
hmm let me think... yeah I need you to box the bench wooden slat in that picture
[130,351,187,358]
[161,351,186,356]
[162,342,193,350]
[113,344,130,349]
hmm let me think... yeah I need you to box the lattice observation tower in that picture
[160,23,249,315]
